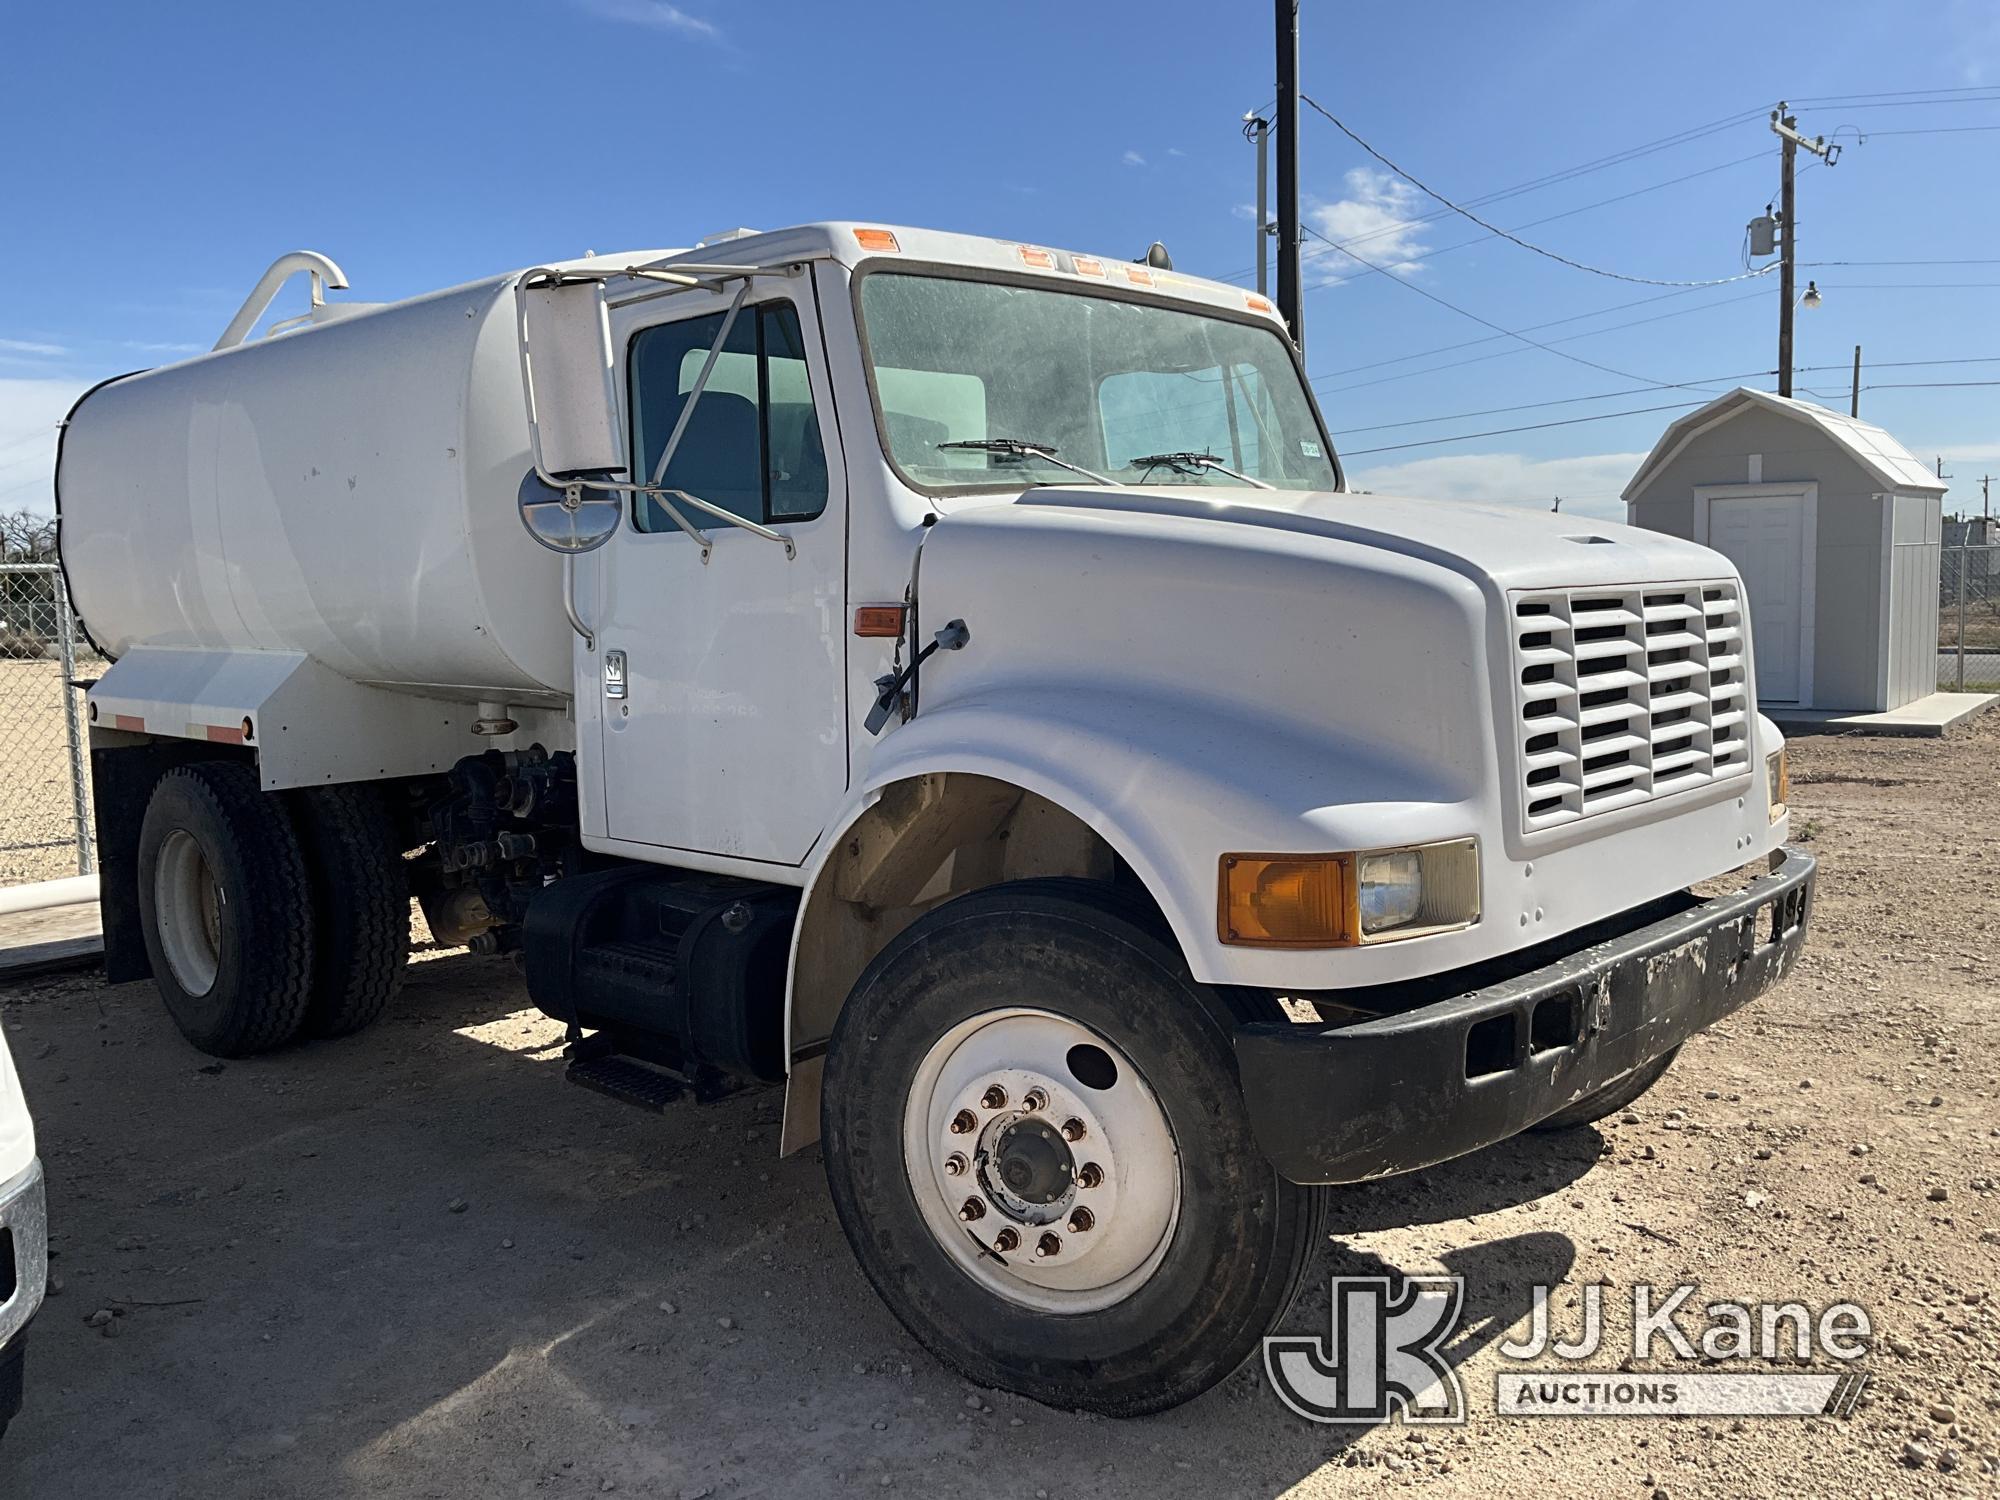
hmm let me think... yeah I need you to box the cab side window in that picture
[628,302,828,533]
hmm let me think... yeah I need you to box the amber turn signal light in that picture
[853,605,907,638]
[853,228,901,253]
[1218,854,1356,948]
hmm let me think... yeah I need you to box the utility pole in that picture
[1850,344,1862,417]
[1770,105,1838,398]
[1275,0,1302,350]
[1244,113,1271,297]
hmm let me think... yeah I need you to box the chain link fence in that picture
[0,563,97,886]
[1941,542,2000,694]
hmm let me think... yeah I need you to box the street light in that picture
[1799,280,1822,310]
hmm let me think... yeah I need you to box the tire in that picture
[136,762,315,1057]
[289,785,410,1038]
[1529,1046,1681,1132]
[821,880,1327,1417]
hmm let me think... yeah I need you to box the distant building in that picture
[1624,388,1945,715]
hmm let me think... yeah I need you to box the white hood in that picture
[997,486,1731,593]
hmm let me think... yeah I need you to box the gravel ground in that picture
[0,718,1995,1498]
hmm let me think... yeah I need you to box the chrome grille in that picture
[1510,581,1749,830]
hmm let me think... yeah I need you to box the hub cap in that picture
[154,828,223,996]
[903,1008,1180,1314]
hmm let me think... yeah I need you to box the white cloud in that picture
[1121,150,1147,168]
[1166,147,1188,158]
[0,378,92,516]
[571,0,720,40]
[1345,448,1647,523]
[1307,168,1429,282]
[0,338,66,357]
[124,340,205,355]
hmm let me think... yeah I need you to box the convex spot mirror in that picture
[518,470,622,554]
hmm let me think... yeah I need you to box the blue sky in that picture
[4,0,1999,522]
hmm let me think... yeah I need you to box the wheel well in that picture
[90,737,257,983]
[782,772,1162,1153]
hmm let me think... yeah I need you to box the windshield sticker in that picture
[1300,440,1323,458]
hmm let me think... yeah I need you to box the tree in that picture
[0,510,58,563]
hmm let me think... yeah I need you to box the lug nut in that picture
[950,1109,977,1135]
[958,1197,986,1222]
[1035,1232,1062,1259]
[1022,1088,1048,1112]
[1077,1161,1104,1189]
[981,1084,1008,1110]
[992,1226,1020,1254]
[1061,1117,1086,1142]
[1067,1207,1094,1233]
[944,1152,968,1177]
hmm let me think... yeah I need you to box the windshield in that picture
[857,271,1339,494]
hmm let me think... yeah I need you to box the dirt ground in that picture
[0,720,1995,1499]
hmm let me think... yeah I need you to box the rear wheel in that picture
[290,785,409,1038]
[1530,1046,1681,1131]
[821,881,1325,1416]
[136,762,315,1057]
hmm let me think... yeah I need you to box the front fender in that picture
[802,685,1484,993]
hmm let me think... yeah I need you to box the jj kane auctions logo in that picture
[1266,1278,1873,1424]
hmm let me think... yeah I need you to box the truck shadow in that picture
[0,950,1588,1500]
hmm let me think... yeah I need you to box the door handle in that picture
[603,649,628,699]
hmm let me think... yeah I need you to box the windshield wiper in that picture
[1127,451,1274,489]
[936,438,1114,485]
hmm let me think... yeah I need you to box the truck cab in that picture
[58,223,1813,1416]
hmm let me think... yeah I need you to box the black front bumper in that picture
[1236,847,1816,1184]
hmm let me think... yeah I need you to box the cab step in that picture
[565,1051,687,1113]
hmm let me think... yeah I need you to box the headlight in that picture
[1218,839,1480,948]
[1766,746,1789,823]
[1357,850,1423,935]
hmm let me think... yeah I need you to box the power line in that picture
[1313,282,1726,379]
[1298,219,1728,393]
[1819,281,2000,289]
[1787,85,2000,105]
[1804,259,2000,267]
[1308,150,1771,291]
[1300,94,1777,288]
[1328,370,1779,436]
[1341,400,1710,458]
[1314,286,1769,395]
[1859,125,2000,137]
[1862,380,2000,391]
[1330,356,2000,437]
[1805,93,2000,112]
[1204,103,1770,286]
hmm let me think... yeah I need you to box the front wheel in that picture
[820,882,1325,1416]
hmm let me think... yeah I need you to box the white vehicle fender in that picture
[788,682,1477,1020]
[775,684,1478,1153]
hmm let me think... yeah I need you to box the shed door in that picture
[1708,495,1805,703]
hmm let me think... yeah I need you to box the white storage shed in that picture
[1623,388,1946,714]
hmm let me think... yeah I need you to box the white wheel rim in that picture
[902,1008,1181,1315]
[154,828,222,996]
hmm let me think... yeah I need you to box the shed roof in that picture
[1622,386,1946,501]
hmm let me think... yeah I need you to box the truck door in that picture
[587,277,847,866]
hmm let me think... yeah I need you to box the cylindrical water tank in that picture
[59,271,575,700]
